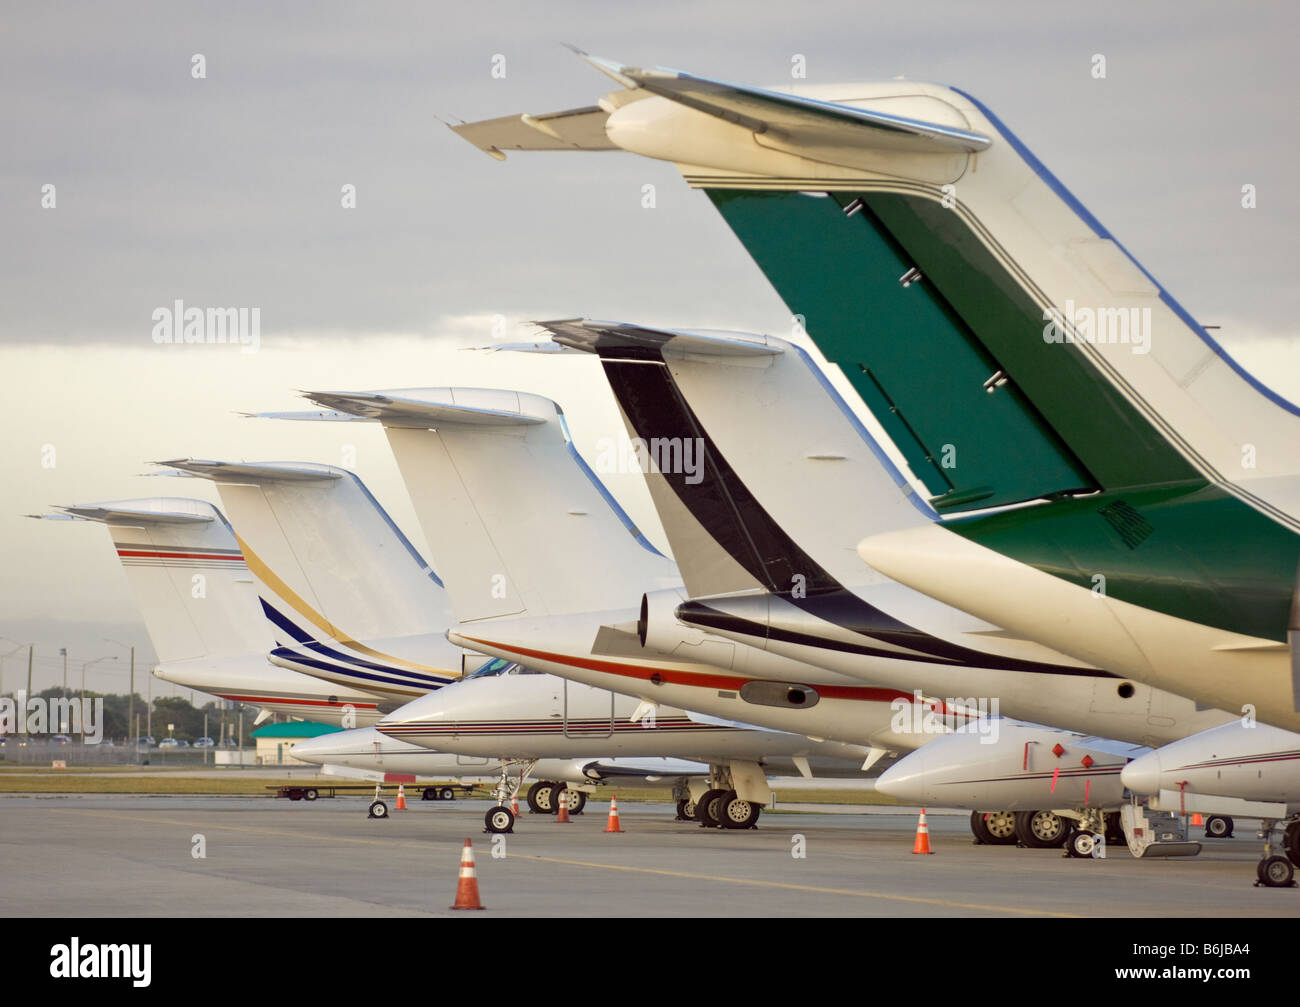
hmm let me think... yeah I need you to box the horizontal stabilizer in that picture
[51,500,215,525]
[302,389,551,427]
[582,55,992,155]
[159,459,342,484]
[450,105,618,158]
[536,318,781,358]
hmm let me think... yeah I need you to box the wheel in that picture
[1065,830,1098,859]
[1257,855,1295,887]
[675,799,689,821]
[1284,820,1300,867]
[695,788,727,828]
[440,787,455,801]
[553,787,586,815]
[527,781,555,814]
[719,791,762,829]
[678,798,697,821]
[1204,814,1233,839]
[287,789,303,801]
[423,787,438,801]
[303,788,318,801]
[1015,810,1070,848]
[970,811,994,844]
[983,811,1018,846]
[484,805,515,834]
[368,800,388,819]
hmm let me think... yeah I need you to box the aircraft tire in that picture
[719,791,761,829]
[484,806,515,834]
[1065,830,1098,859]
[695,788,727,828]
[527,781,554,814]
[1015,810,1070,848]
[1257,855,1295,887]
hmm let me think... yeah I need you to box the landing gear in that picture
[485,760,531,825]
[1204,814,1234,839]
[676,798,697,822]
[484,806,515,834]
[695,788,727,828]
[970,810,1017,846]
[368,800,388,819]
[1256,856,1295,888]
[718,790,762,829]
[1015,810,1070,848]
[1065,830,1100,859]
[526,781,555,814]
[1254,818,1299,886]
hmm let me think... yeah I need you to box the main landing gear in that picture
[525,780,587,816]
[693,779,763,829]
[1253,817,1299,888]
[969,811,1017,846]
[1014,810,1071,849]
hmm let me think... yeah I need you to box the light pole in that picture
[60,647,67,695]
[104,638,136,746]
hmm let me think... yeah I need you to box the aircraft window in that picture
[467,658,512,679]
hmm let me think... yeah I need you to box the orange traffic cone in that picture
[604,796,624,833]
[911,809,934,855]
[449,839,486,910]
[1191,812,1203,826]
[555,785,570,823]
[510,794,521,818]
[395,784,406,811]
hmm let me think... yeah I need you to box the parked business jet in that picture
[36,499,384,725]
[451,53,1300,732]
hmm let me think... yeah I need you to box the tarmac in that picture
[2,794,1295,917]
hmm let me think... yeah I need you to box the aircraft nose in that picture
[288,729,356,764]
[1120,750,1163,796]
[873,746,936,803]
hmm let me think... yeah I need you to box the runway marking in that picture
[49,808,1078,916]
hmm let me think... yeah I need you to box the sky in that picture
[2,0,1298,696]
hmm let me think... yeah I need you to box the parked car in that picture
[193,737,215,748]
[51,735,71,745]
[158,738,180,748]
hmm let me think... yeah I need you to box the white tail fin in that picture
[50,498,273,663]
[295,389,680,623]
[159,460,452,644]
[537,319,928,595]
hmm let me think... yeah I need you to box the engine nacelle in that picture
[638,588,726,659]
[639,589,822,710]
